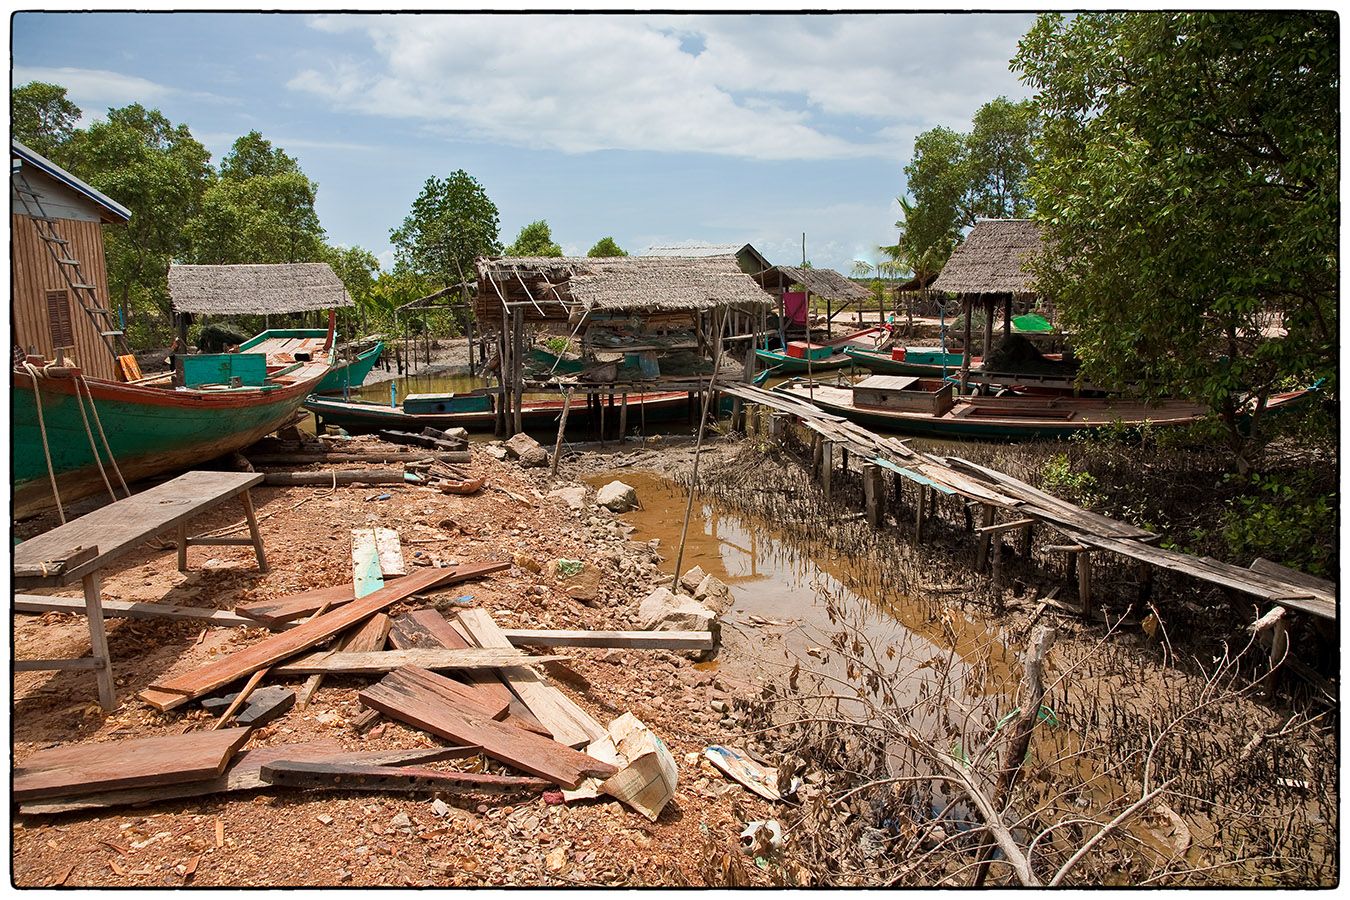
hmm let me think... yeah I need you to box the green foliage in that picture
[390,171,501,283]
[1014,12,1338,472]
[505,219,563,257]
[890,98,1037,281]
[1220,473,1335,577]
[1039,453,1102,509]
[586,236,627,258]
[60,103,213,343]
[186,132,326,264]
[12,81,81,157]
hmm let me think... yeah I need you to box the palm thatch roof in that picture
[475,255,771,325]
[931,219,1044,296]
[755,265,872,302]
[169,263,354,315]
[641,242,772,274]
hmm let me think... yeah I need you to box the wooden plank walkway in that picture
[718,382,1336,620]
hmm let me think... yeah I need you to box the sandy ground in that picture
[11,441,776,887]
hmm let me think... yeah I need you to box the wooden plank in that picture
[259,760,551,794]
[457,608,607,748]
[358,666,617,788]
[374,527,407,577]
[233,561,511,625]
[350,529,385,598]
[271,648,566,676]
[13,544,98,579]
[1249,557,1337,604]
[13,472,265,587]
[13,727,252,801]
[247,450,469,466]
[501,628,715,651]
[297,612,392,708]
[139,566,489,712]
[16,743,471,815]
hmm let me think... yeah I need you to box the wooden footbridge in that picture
[718,382,1334,684]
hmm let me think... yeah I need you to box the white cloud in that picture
[288,13,1033,162]
[15,64,237,128]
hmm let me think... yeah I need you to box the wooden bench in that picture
[13,471,268,711]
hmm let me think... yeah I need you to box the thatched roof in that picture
[475,255,771,323]
[931,219,1044,296]
[756,265,872,302]
[641,242,772,275]
[169,263,354,315]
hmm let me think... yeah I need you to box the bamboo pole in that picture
[550,390,573,477]
[671,310,727,591]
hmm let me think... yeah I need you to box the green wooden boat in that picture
[315,341,384,394]
[14,326,336,518]
[844,345,975,377]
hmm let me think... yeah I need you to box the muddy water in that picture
[589,470,1022,707]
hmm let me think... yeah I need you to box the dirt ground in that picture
[10,440,776,887]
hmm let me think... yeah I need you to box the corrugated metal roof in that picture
[11,140,132,223]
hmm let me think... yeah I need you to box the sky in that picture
[11,11,1037,274]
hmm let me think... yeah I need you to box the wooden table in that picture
[13,471,268,711]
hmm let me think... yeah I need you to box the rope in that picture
[75,374,129,497]
[68,369,117,504]
[22,362,66,524]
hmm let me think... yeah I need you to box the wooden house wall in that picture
[11,211,118,382]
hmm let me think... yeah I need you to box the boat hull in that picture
[844,347,972,377]
[13,366,327,518]
[754,349,854,373]
[315,342,384,394]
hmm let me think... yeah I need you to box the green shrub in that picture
[1040,453,1103,509]
[1220,472,1336,577]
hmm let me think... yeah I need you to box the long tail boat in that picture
[314,340,384,394]
[844,345,974,377]
[774,376,1313,441]
[13,322,336,518]
[754,325,883,374]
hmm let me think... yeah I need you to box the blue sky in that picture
[12,11,1036,274]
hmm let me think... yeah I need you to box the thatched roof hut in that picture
[169,263,353,315]
[474,255,771,327]
[931,219,1043,297]
[755,265,872,302]
[640,242,772,275]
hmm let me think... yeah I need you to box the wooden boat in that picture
[773,375,1312,441]
[315,341,384,394]
[14,323,336,518]
[305,388,698,434]
[844,345,975,377]
[755,326,884,373]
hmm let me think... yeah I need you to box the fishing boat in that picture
[845,345,1113,396]
[754,326,883,374]
[774,375,1312,441]
[14,324,336,517]
[315,340,384,394]
[844,345,975,377]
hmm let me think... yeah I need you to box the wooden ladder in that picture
[11,167,134,363]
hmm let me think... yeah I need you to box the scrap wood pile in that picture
[242,429,483,495]
[16,526,705,823]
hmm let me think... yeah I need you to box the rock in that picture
[545,846,567,872]
[390,812,412,830]
[638,587,715,632]
[513,552,542,574]
[693,573,734,616]
[595,480,638,512]
[431,799,450,818]
[504,433,548,468]
[678,566,706,595]
[547,484,587,511]
[442,427,468,440]
[483,444,509,461]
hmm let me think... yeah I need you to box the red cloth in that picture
[782,291,808,326]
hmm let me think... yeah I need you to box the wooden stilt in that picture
[83,572,116,712]
[991,531,1004,593]
[821,441,834,503]
[863,463,885,528]
[1078,551,1092,617]
[974,505,995,570]
[598,391,606,446]
[914,486,928,542]
[550,390,573,478]
[242,490,268,573]
[618,392,628,442]
[1019,523,1034,559]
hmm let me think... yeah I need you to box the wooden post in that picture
[618,392,628,442]
[83,572,116,712]
[550,390,573,477]
[1004,295,1013,338]
[811,433,823,474]
[974,505,995,571]
[821,441,834,503]
[960,296,973,392]
[983,296,996,361]
[242,489,268,572]
[991,530,1004,593]
[467,311,476,377]
[770,413,787,443]
[1019,523,1034,559]
[496,330,509,437]
[598,391,607,446]
[511,309,524,436]
[863,463,885,528]
[914,485,928,542]
[1137,562,1154,603]
[1261,609,1289,699]
[1078,551,1092,616]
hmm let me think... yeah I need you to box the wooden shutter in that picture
[45,289,75,349]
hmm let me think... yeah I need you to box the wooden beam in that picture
[14,593,261,628]
[271,647,566,676]
[976,517,1037,535]
[259,760,552,795]
[501,628,714,651]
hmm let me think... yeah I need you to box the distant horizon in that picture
[12,11,1035,275]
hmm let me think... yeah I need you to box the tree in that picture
[893,98,1038,278]
[505,219,563,257]
[390,171,501,284]
[1014,12,1337,471]
[59,104,212,341]
[186,132,326,264]
[12,81,81,157]
[322,244,381,307]
[587,236,627,258]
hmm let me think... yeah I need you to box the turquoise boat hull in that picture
[315,342,385,394]
[754,348,854,373]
